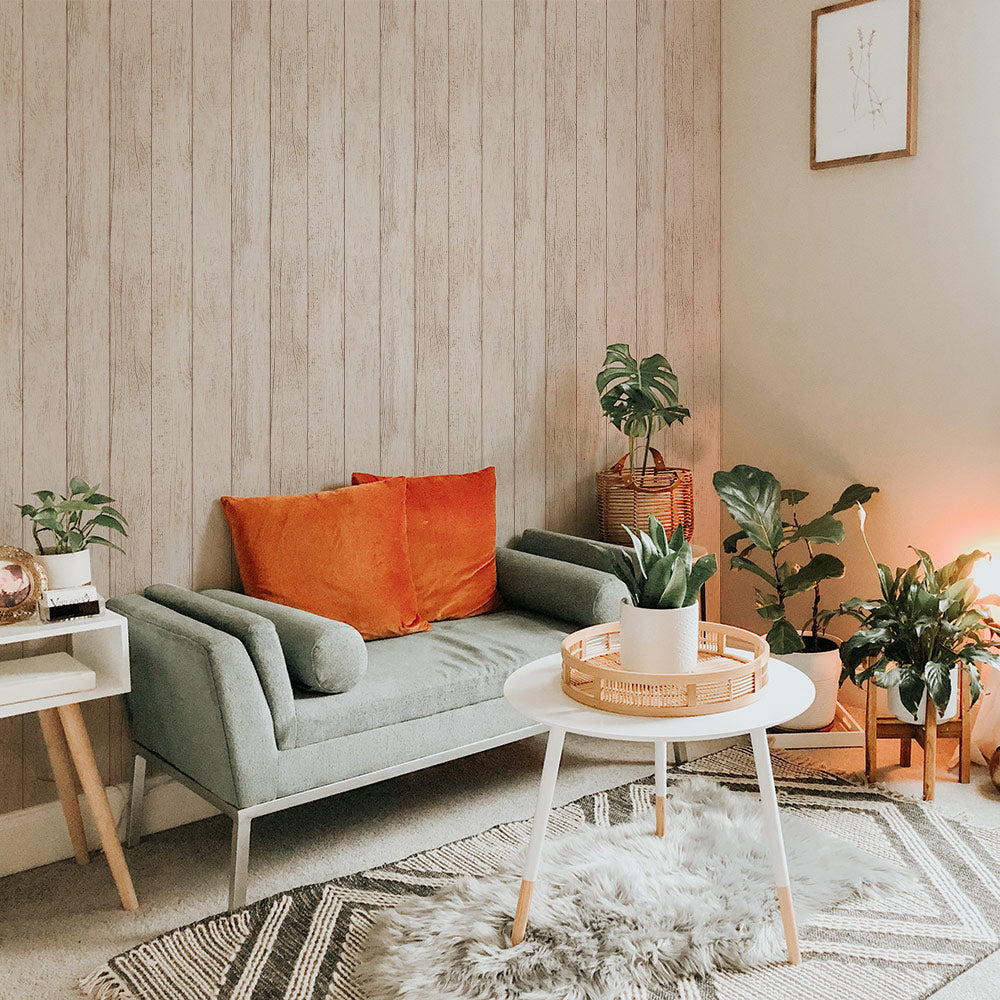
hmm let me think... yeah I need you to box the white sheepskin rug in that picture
[359,777,910,1000]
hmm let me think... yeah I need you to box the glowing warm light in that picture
[973,551,1000,601]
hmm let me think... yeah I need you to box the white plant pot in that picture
[887,666,960,724]
[36,549,92,591]
[618,599,699,674]
[776,635,842,731]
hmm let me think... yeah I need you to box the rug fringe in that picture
[78,965,137,1000]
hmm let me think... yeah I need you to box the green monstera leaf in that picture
[596,343,689,438]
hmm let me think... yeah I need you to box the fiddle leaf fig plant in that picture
[17,477,128,555]
[838,506,1000,716]
[596,344,690,480]
[610,514,717,609]
[713,465,878,654]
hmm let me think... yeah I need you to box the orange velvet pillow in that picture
[351,467,501,622]
[220,479,430,641]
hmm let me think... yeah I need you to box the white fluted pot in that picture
[618,599,699,674]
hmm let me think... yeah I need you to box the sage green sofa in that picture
[110,530,629,910]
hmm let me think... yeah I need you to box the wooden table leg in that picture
[654,741,668,837]
[511,727,565,946]
[960,670,972,784]
[899,737,912,767]
[865,678,878,782]
[923,703,937,802]
[57,702,139,911]
[750,728,801,965]
[37,708,89,866]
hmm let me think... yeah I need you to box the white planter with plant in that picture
[713,465,879,730]
[18,477,128,590]
[608,515,717,674]
[839,505,999,726]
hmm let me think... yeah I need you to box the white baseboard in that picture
[0,774,219,879]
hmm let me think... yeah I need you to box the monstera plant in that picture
[713,465,878,655]
[596,344,689,480]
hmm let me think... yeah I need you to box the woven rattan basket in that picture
[561,621,769,717]
[596,449,694,545]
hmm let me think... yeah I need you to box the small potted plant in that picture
[595,344,693,544]
[17,477,127,590]
[838,505,999,725]
[713,464,878,730]
[608,514,717,673]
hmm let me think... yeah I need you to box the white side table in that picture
[503,654,814,964]
[0,611,137,910]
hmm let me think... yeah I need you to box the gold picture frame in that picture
[811,0,919,169]
[0,546,47,625]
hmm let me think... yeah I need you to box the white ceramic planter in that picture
[776,635,842,731]
[36,549,92,591]
[887,666,960,724]
[618,599,699,674]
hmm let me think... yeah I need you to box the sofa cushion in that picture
[143,584,296,750]
[351,467,501,622]
[220,479,430,640]
[203,589,367,695]
[291,609,568,747]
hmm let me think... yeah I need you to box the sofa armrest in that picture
[517,528,624,574]
[496,547,627,628]
[203,590,367,694]
[108,594,279,809]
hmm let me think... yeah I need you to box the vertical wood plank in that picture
[414,0,449,476]
[482,0,515,543]
[109,0,153,783]
[606,0,636,469]
[193,0,233,589]
[693,0,721,617]
[513,0,545,534]
[270,0,309,496]
[544,0,576,532]
[231,0,271,504]
[0,0,23,814]
[665,1,694,472]
[307,0,346,491]
[152,0,193,587]
[575,0,606,538]
[21,0,67,808]
[380,0,415,477]
[68,0,112,789]
[344,0,381,474]
[636,0,665,457]
[448,0,483,474]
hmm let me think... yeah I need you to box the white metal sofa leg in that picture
[230,813,252,911]
[127,753,147,848]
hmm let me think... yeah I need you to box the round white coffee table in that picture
[503,654,815,963]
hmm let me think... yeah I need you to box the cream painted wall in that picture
[720,1,1000,654]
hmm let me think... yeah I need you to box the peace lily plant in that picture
[838,505,1000,725]
[609,515,717,674]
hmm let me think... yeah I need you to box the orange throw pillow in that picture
[220,479,430,641]
[351,467,501,622]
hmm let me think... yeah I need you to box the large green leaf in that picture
[684,553,717,608]
[782,553,845,597]
[787,513,845,546]
[596,343,689,436]
[829,483,879,515]
[780,489,809,506]
[766,617,805,654]
[730,554,778,588]
[924,661,953,713]
[713,465,784,552]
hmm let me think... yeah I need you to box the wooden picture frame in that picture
[811,0,919,169]
[0,546,46,625]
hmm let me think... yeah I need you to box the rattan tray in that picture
[560,621,769,717]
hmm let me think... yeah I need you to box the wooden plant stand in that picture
[865,672,972,802]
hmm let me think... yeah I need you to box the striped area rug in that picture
[80,747,1000,1000]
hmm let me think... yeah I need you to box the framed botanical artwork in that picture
[0,546,46,625]
[811,0,919,169]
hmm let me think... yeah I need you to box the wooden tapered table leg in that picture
[899,737,912,767]
[37,708,89,866]
[960,670,972,784]
[750,728,800,965]
[654,741,668,837]
[923,704,937,802]
[511,727,565,946]
[865,678,878,782]
[57,702,138,911]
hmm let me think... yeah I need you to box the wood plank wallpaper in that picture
[0,0,721,817]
